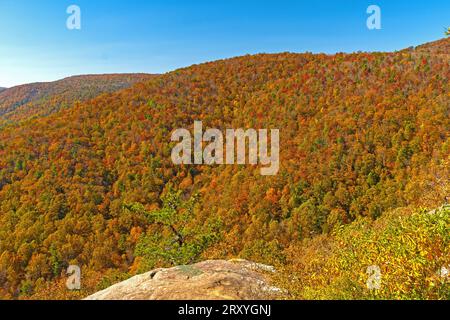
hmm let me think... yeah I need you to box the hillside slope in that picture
[0,38,448,299]
[274,204,449,300]
[0,74,155,126]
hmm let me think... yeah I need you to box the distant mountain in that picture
[0,88,6,93]
[0,74,155,125]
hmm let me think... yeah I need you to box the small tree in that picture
[446,27,450,36]
[124,188,221,272]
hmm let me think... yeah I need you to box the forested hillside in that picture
[0,39,448,299]
[0,74,155,126]
[275,203,449,300]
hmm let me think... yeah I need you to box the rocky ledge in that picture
[85,259,281,300]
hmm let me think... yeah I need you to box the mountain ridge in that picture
[1,37,446,126]
[0,73,155,126]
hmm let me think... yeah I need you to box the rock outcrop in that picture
[85,259,281,300]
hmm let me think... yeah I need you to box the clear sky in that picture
[0,0,448,87]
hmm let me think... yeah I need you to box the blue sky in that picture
[0,0,448,87]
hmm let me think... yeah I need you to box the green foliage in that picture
[97,270,130,291]
[275,205,450,300]
[19,280,34,297]
[125,189,222,272]
[240,239,286,266]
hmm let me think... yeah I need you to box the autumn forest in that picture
[0,37,449,300]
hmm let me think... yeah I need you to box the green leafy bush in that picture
[275,205,450,300]
[125,188,222,272]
